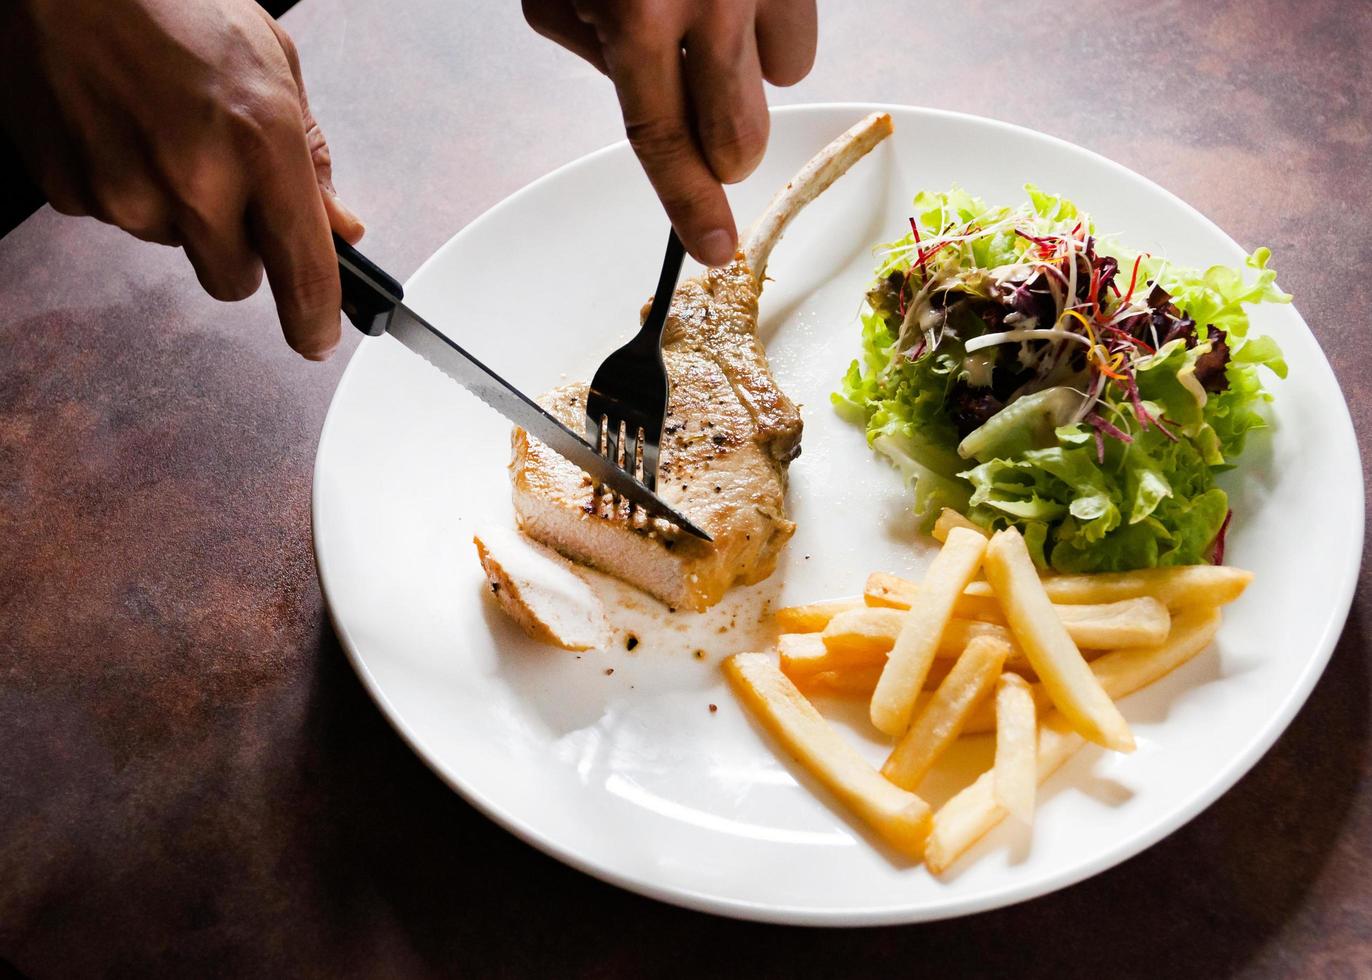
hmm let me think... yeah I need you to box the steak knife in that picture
[333,235,711,541]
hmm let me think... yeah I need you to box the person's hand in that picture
[523,0,817,267]
[0,0,363,360]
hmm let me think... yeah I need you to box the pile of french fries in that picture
[723,509,1252,873]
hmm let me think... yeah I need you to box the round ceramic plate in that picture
[313,103,1361,925]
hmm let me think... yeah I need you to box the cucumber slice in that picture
[957,387,1082,462]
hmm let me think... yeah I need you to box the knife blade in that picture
[334,234,711,541]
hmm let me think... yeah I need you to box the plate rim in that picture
[312,101,1364,926]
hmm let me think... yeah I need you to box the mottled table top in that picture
[2,1,1370,976]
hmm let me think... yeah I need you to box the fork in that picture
[585,229,687,494]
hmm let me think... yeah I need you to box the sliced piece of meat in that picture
[509,113,894,611]
[474,528,609,650]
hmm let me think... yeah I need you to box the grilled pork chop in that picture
[511,113,894,612]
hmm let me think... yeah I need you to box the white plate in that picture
[313,104,1361,925]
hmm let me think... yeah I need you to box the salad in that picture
[834,186,1289,572]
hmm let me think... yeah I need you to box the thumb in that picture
[303,106,365,245]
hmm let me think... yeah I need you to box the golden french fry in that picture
[796,666,887,698]
[823,608,1021,662]
[827,604,1145,666]
[964,680,1050,734]
[822,607,904,660]
[870,572,1168,648]
[993,673,1037,824]
[865,571,1004,623]
[776,596,866,633]
[925,607,1223,873]
[882,635,1011,790]
[963,564,1252,609]
[784,639,956,695]
[1052,596,1170,649]
[777,632,830,677]
[926,711,1083,875]
[932,508,987,543]
[985,528,1134,752]
[870,528,989,736]
[960,602,1203,735]
[1090,607,1225,700]
[724,653,931,858]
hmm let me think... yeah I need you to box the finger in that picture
[180,204,265,303]
[2,84,95,219]
[78,123,178,244]
[684,5,770,184]
[603,38,738,266]
[265,12,365,245]
[0,10,93,218]
[31,141,98,220]
[522,0,607,73]
[245,108,343,361]
[755,0,817,86]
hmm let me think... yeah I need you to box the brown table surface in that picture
[3,0,1370,976]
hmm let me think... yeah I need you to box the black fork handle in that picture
[639,230,687,340]
[334,233,405,337]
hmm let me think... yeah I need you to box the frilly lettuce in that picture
[835,186,1289,572]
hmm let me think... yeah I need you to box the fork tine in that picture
[604,415,622,472]
[641,435,660,491]
[588,411,605,454]
[622,424,640,481]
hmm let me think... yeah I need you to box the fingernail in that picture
[302,337,340,362]
[698,229,736,268]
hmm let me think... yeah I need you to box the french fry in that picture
[784,634,956,693]
[827,604,1157,665]
[926,712,1083,874]
[1090,607,1225,700]
[924,607,1223,873]
[870,528,989,737]
[964,679,1050,734]
[960,600,1207,735]
[777,632,830,676]
[963,564,1252,609]
[1052,596,1170,649]
[775,596,866,633]
[993,673,1037,824]
[796,666,887,698]
[823,609,1021,664]
[985,528,1134,752]
[882,635,1011,790]
[808,668,966,701]
[724,653,932,858]
[877,564,1252,612]
[821,608,906,662]
[932,508,986,543]
[870,571,1172,647]
[865,572,1004,623]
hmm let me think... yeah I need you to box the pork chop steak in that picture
[510,113,894,612]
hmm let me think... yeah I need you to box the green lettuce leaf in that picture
[834,187,1288,570]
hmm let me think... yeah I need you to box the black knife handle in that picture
[334,233,405,336]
